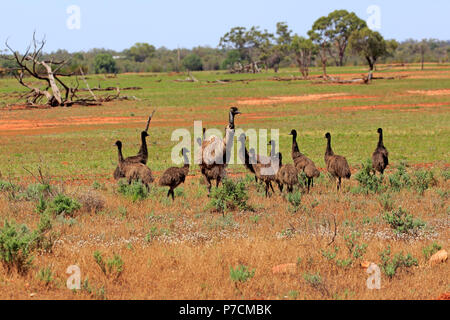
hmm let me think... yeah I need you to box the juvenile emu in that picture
[113,130,150,180]
[114,141,154,190]
[159,148,190,200]
[290,129,320,193]
[324,133,351,191]
[372,128,389,175]
[275,152,298,193]
[200,107,241,194]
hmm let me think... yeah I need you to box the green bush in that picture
[45,194,81,217]
[94,251,124,279]
[209,178,249,212]
[182,54,203,71]
[303,272,322,286]
[353,159,384,194]
[118,179,149,202]
[286,190,302,212]
[422,242,442,260]
[0,220,36,274]
[229,264,255,283]
[389,162,411,191]
[413,170,435,195]
[37,266,53,285]
[442,170,450,181]
[383,207,426,235]
[379,246,418,278]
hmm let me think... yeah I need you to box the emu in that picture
[324,133,351,192]
[159,148,190,200]
[114,141,154,190]
[290,129,320,193]
[372,128,389,175]
[200,107,241,194]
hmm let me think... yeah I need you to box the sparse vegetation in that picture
[383,207,426,235]
[230,265,255,283]
[379,246,418,278]
[209,178,250,213]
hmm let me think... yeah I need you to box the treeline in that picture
[1,9,449,76]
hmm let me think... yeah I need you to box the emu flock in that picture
[114,107,389,200]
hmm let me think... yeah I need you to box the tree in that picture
[291,35,317,78]
[413,40,429,70]
[182,54,203,71]
[309,10,366,73]
[221,50,241,69]
[308,16,332,77]
[348,28,396,71]
[125,43,155,63]
[219,26,273,73]
[94,53,117,74]
[325,10,367,66]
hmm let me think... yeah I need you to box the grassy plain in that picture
[0,64,448,300]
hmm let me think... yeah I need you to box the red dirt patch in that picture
[407,89,450,96]
[335,102,450,112]
[236,93,374,106]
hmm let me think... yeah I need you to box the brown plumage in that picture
[275,152,298,193]
[113,131,149,180]
[114,141,154,190]
[372,128,389,175]
[324,132,351,191]
[159,148,190,200]
[200,107,241,194]
[290,129,320,193]
[237,134,276,197]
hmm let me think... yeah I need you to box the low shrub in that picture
[413,170,436,195]
[209,178,250,212]
[353,159,384,194]
[383,207,426,235]
[118,179,149,202]
[389,162,411,191]
[229,264,255,283]
[0,220,36,274]
[379,246,418,278]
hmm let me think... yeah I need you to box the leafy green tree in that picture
[182,53,203,71]
[94,53,117,74]
[349,28,396,71]
[291,35,317,78]
[219,26,274,72]
[125,43,155,63]
[221,49,242,69]
[309,10,366,74]
[325,10,367,66]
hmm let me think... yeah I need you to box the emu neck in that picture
[326,137,334,156]
[292,134,300,155]
[117,145,124,164]
[239,140,253,171]
[182,152,190,169]
[138,133,148,156]
[377,132,384,148]
[228,112,235,130]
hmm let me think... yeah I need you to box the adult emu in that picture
[290,129,320,193]
[114,141,154,191]
[200,107,241,194]
[324,133,351,192]
[372,128,389,175]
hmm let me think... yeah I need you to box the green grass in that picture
[0,65,449,180]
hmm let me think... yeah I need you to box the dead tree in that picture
[6,33,137,107]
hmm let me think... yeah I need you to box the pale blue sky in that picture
[1,0,449,52]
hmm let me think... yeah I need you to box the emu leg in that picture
[337,177,342,191]
[269,182,275,193]
[277,182,283,193]
[170,189,175,201]
[307,178,311,193]
[206,178,212,195]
